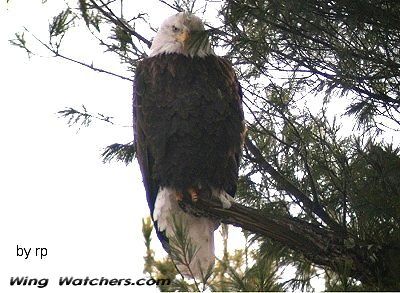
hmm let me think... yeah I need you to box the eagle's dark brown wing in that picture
[133,53,244,246]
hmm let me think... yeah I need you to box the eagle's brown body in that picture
[133,22,245,276]
[133,53,244,223]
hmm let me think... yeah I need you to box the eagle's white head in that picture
[150,12,213,57]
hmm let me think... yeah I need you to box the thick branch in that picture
[183,193,374,285]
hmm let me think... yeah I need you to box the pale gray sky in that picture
[0,1,164,292]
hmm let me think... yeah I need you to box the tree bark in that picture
[182,189,378,287]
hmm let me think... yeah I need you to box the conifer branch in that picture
[57,105,114,128]
[244,137,345,234]
[88,0,152,47]
[182,192,375,285]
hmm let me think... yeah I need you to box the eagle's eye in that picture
[171,25,180,33]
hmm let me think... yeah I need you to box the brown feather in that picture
[133,53,245,243]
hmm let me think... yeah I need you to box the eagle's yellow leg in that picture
[175,189,198,202]
[188,188,198,202]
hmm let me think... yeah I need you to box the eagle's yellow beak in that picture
[176,29,190,50]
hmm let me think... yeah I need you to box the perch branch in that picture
[182,193,374,285]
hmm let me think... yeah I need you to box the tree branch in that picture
[57,52,134,81]
[89,0,152,48]
[182,192,375,285]
[245,137,345,234]
[24,26,133,82]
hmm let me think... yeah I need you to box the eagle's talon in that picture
[188,188,198,202]
[176,192,184,202]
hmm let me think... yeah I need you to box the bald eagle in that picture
[133,12,245,278]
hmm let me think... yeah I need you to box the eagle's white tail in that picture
[153,187,231,279]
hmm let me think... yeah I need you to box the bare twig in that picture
[158,0,183,12]
[56,52,133,81]
[24,27,133,82]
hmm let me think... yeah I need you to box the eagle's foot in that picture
[175,192,184,202]
[188,188,198,202]
[176,188,198,203]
